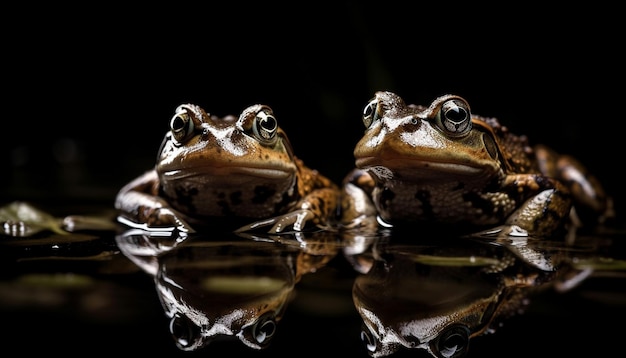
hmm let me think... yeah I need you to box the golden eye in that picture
[435,98,472,137]
[170,109,194,143]
[253,109,278,144]
[362,97,381,128]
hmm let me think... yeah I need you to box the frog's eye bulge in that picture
[238,311,279,349]
[251,313,277,346]
[253,109,278,144]
[362,97,382,128]
[435,98,472,137]
[169,110,193,143]
[169,313,205,351]
[429,324,470,358]
[170,105,202,143]
[236,104,280,146]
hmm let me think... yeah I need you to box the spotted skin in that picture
[115,104,340,233]
[341,92,613,238]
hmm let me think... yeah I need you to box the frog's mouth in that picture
[162,165,296,181]
[356,157,494,179]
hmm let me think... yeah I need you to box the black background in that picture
[2,3,625,357]
[2,3,624,217]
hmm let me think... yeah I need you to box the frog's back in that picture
[477,115,614,228]
[473,115,539,174]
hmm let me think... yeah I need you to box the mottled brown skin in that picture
[115,103,340,233]
[341,92,613,238]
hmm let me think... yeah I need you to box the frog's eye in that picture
[170,109,195,143]
[360,323,401,356]
[251,313,277,346]
[240,312,277,349]
[252,109,278,144]
[429,324,470,358]
[435,98,472,137]
[169,313,204,351]
[362,97,382,128]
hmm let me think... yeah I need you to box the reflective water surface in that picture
[1,201,625,357]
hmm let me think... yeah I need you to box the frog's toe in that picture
[144,208,194,233]
[471,224,529,239]
[268,209,316,233]
[233,217,276,233]
[118,209,195,234]
[235,210,317,234]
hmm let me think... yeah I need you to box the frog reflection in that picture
[345,232,596,358]
[115,228,339,351]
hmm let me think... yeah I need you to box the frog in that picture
[115,103,341,234]
[340,91,614,239]
[115,222,341,351]
[116,232,297,351]
[349,232,586,358]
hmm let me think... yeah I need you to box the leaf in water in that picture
[201,276,288,295]
[573,257,626,271]
[411,254,501,267]
[0,201,68,237]
[16,250,119,262]
[62,214,118,232]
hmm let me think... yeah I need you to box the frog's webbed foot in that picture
[474,186,573,240]
[115,191,196,233]
[118,207,195,234]
[470,226,559,271]
[235,209,319,234]
[471,224,530,239]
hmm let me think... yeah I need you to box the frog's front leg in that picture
[235,188,340,234]
[115,171,194,232]
[488,174,573,238]
[338,169,379,233]
[234,209,317,234]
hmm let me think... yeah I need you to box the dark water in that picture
[1,202,625,357]
[2,2,623,356]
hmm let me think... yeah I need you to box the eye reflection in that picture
[360,326,377,353]
[251,313,277,346]
[432,324,470,358]
[169,314,203,350]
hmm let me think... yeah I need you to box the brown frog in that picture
[115,103,340,233]
[349,233,594,358]
[340,91,613,238]
[115,229,339,351]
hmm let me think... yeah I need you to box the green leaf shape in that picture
[0,201,68,237]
